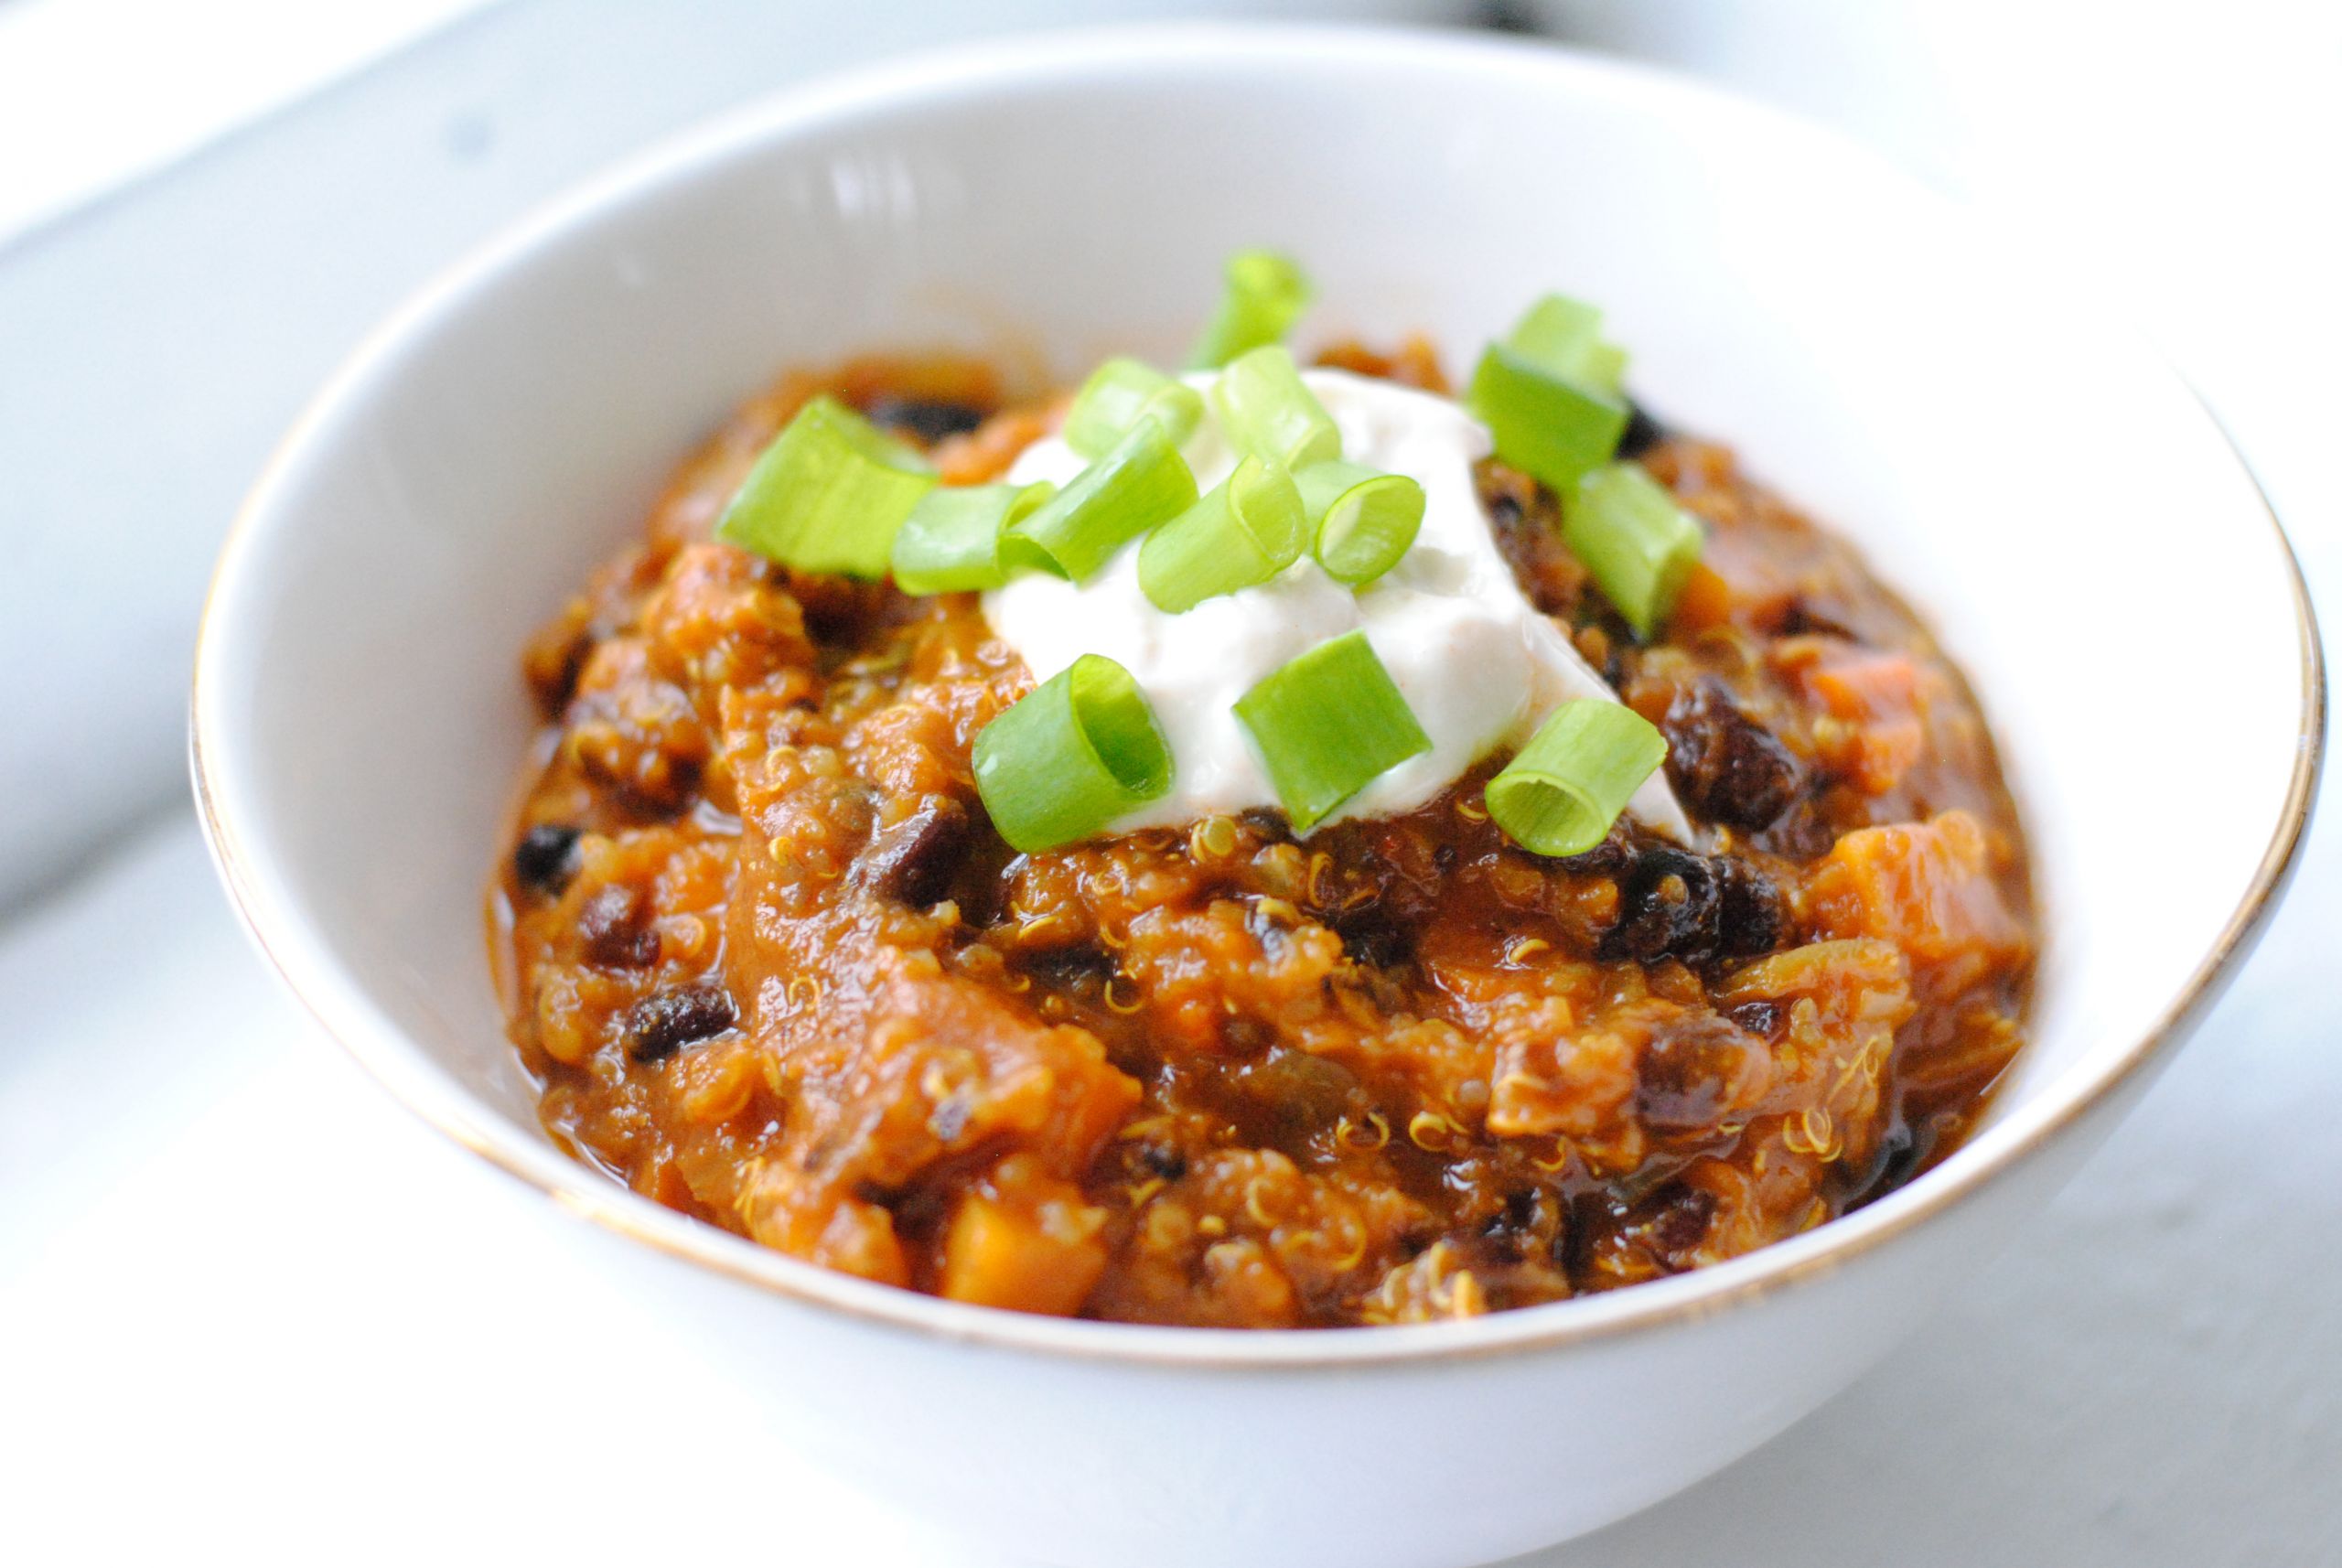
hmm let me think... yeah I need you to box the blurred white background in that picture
[2,3,2335,1563]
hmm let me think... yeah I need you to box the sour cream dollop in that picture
[983,369,1689,841]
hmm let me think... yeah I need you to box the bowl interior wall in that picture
[209,44,2306,1199]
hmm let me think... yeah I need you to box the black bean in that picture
[1555,829,1635,877]
[1755,799,1842,862]
[1775,596,1864,642]
[1244,902,1297,961]
[1238,807,1291,843]
[512,823,582,897]
[527,631,592,720]
[1636,1012,1767,1130]
[1501,1187,1541,1230]
[1598,844,1785,968]
[624,981,736,1062]
[882,1182,951,1240]
[1600,846,1720,965]
[1725,999,1788,1039]
[796,580,887,649]
[1478,1186,1551,1260]
[1714,861,1787,958]
[1617,398,1669,460]
[851,797,971,907]
[1660,680,1803,832]
[861,395,990,444]
[1649,1184,1717,1254]
[1334,910,1413,971]
[1550,1210,1580,1272]
[1021,944,1114,990]
[1135,1144,1188,1182]
[578,884,660,969]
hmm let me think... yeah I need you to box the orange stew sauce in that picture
[491,345,2033,1327]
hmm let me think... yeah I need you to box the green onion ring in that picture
[1466,342,1628,496]
[1004,418,1198,584]
[973,654,1175,853]
[1295,460,1425,587]
[1188,249,1315,370]
[1233,630,1432,832]
[889,480,1057,595]
[1563,462,1705,638]
[1503,294,1628,398]
[1064,358,1205,459]
[714,395,935,579]
[1212,344,1342,472]
[1137,455,1308,613]
[1485,701,1668,857]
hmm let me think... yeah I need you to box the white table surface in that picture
[5,781,2336,1565]
[4,5,2338,1563]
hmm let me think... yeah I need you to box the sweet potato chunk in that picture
[1800,647,1928,796]
[940,1161,1112,1316]
[1809,811,2027,1001]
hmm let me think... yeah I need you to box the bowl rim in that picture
[190,20,2326,1369]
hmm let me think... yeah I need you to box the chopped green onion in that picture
[1233,630,1432,832]
[1503,294,1628,397]
[1188,249,1315,370]
[1295,460,1424,587]
[1004,419,1198,583]
[1466,291,1636,496]
[889,480,1056,594]
[1063,359,1205,459]
[714,395,936,578]
[1212,345,1341,471]
[1564,461,1705,637]
[1580,340,1629,398]
[1485,701,1668,857]
[1138,456,1307,613]
[973,654,1174,852]
[1466,343,1628,496]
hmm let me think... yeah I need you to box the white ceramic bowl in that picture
[192,26,2323,1568]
